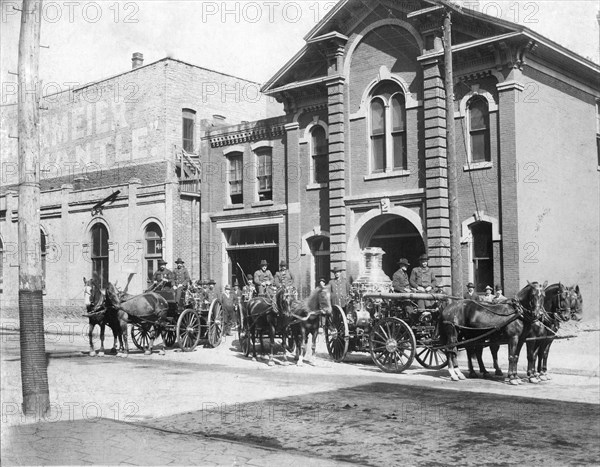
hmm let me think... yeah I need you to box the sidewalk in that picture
[2,418,353,466]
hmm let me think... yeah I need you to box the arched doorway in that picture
[358,214,425,279]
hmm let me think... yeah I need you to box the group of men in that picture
[464,282,507,303]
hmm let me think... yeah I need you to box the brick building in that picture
[0,54,280,309]
[201,0,599,320]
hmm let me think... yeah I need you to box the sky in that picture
[0,0,598,102]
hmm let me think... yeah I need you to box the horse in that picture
[91,282,169,356]
[439,281,546,384]
[526,283,583,381]
[465,341,502,379]
[287,285,332,366]
[243,287,294,366]
[83,277,123,357]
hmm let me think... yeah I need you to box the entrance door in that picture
[471,222,493,292]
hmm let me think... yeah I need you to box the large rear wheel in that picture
[325,305,349,362]
[176,308,201,351]
[207,299,223,348]
[369,317,416,373]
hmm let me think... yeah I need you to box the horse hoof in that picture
[144,350,152,356]
[97,351,105,357]
[251,357,257,362]
[267,360,275,367]
[509,378,520,386]
[538,374,548,381]
[495,370,504,377]
[529,376,540,384]
[88,351,96,357]
[457,372,466,380]
[297,361,304,367]
[450,373,459,381]
[119,353,129,358]
[159,350,165,356]
[545,374,552,381]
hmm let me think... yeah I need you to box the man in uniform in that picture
[152,259,173,291]
[273,260,294,288]
[221,284,235,336]
[409,254,438,310]
[173,257,191,305]
[392,258,411,293]
[493,285,507,303]
[206,279,218,304]
[254,260,274,296]
[330,266,350,308]
[464,282,480,301]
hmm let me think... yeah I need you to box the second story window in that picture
[228,153,243,205]
[182,109,196,153]
[311,125,328,184]
[468,96,490,163]
[369,81,407,173]
[256,148,272,201]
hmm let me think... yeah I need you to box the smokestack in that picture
[131,52,144,69]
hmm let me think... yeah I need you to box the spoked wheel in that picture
[415,345,448,369]
[325,305,349,362]
[161,329,177,348]
[131,322,155,350]
[207,299,223,348]
[176,308,201,352]
[369,317,416,373]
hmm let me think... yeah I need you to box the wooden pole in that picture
[443,9,464,296]
[18,0,49,416]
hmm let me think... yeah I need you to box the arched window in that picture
[369,81,407,172]
[40,230,47,292]
[227,152,243,205]
[308,236,330,286]
[310,125,328,184]
[145,223,163,284]
[468,96,490,163]
[91,224,109,289]
[471,221,493,292]
[256,147,272,201]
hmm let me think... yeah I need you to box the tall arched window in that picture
[369,81,407,172]
[310,125,328,184]
[256,147,272,201]
[40,230,47,292]
[145,223,163,284]
[91,224,109,289]
[471,221,493,292]
[468,96,490,162]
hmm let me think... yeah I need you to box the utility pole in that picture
[442,8,464,295]
[18,0,49,416]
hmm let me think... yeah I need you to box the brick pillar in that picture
[60,184,72,302]
[284,122,301,280]
[421,57,451,285]
[327,76,347,272]
[497,77,524,298]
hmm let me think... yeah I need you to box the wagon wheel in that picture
[325,305,349,362]
[238,305,250,356]
[131,322,155,351]
[415,345,448,369]
[369,317,416,373]
[161,329,177,348]
[207,299,223,348]
[176,308,201,352]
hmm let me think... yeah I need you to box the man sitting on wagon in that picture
[152,259,173,291]
[173,257,191,306]
[393,258,419,321]
[254,259,278,313]
[409,254,438,311]
[273,260,294,289]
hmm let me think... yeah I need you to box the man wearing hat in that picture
[253,260,274,296]
[152,259,173,290]
[463,282,480,301]
[221,284,235,336]
[330,266,350,308]
[493,285,507,303]
[392,258,411,293]
[242,274,256,301]
[482,285,494,303]
[273,260,295,288]
[173,257,191,305]
[206,279,218,304]
[409,254,438,310]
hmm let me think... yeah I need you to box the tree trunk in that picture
[18,0,49,417]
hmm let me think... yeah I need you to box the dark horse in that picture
[439,281,546,384]
[243,287,295,366]
[83,277,123,356]
[287,285,332,366]
[526,283,583,381]
[91,282,169,356]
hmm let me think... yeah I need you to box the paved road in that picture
[1,322,599,465]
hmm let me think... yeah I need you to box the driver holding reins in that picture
[152,259,174,291]
[409,253,438,310]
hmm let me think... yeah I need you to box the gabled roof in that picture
[262,0,599,95]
